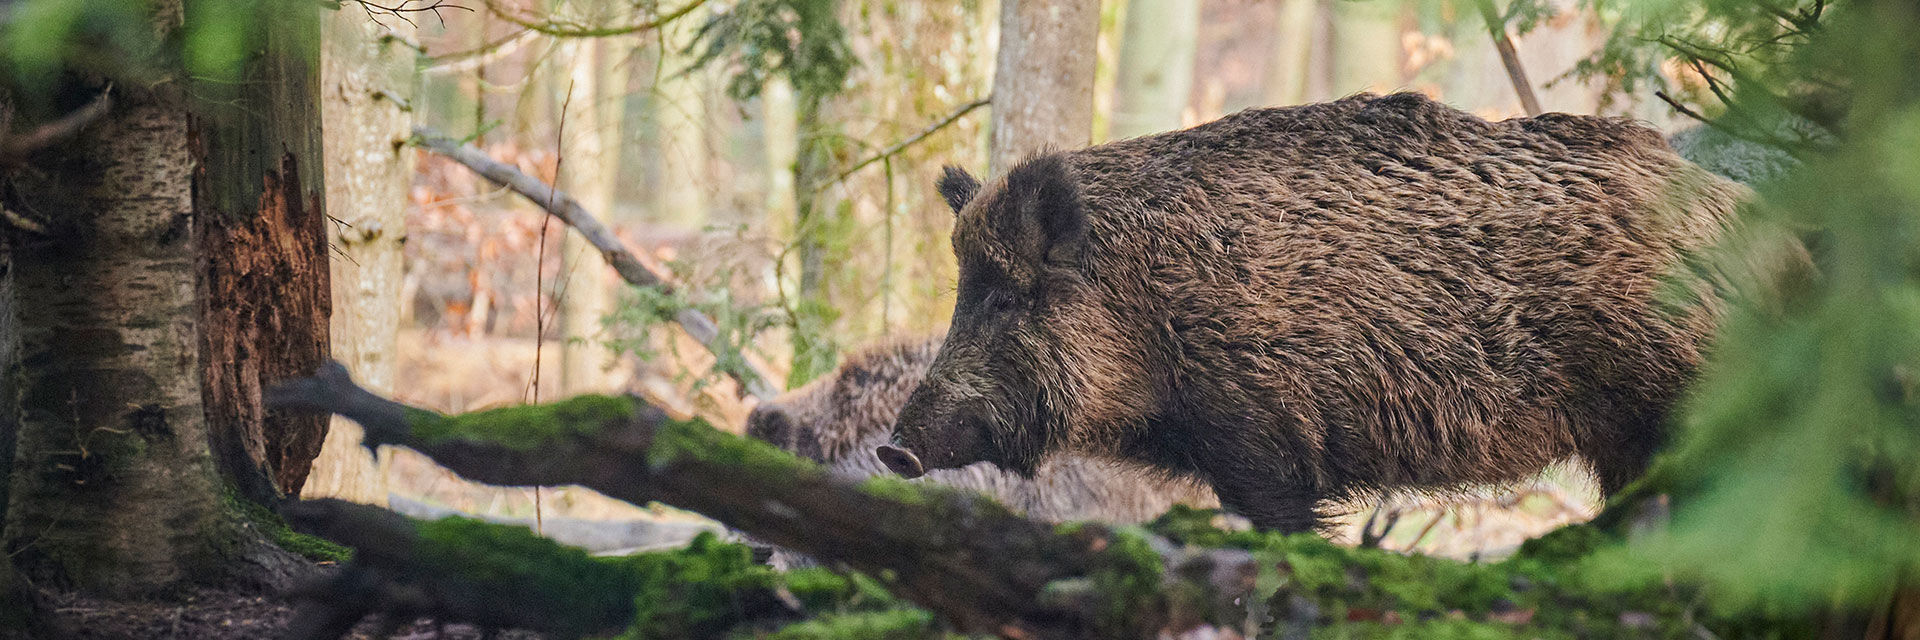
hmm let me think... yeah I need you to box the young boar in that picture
[747,336,1217,524]
[880,92,1751,533]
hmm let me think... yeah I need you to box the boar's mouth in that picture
[875,444,924,478]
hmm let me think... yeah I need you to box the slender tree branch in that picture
[1654,91,1807,159]
[482,0,712,38]
[424,27,538,73]
[412,126,781,401]
[821,96,992,193]
[351,0,472,28]
[0,89,112,165]
[1473,0,1542,117]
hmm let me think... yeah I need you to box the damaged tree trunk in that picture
[192,0,334,503]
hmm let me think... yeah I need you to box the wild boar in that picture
[747,336,1217,523]
[881,92,1751,532]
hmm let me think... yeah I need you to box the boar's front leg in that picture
[1189,459,1319,533]
[1206,476,1323,533]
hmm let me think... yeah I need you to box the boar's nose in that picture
[875,445,925,478]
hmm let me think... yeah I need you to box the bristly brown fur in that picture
[890,92,1757,532]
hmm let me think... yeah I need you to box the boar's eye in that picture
[983,290,1016,314]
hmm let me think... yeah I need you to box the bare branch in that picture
[411,126,782,401]
[424,28,539,74]
[1473,0,1542,117]
[351,0,472,28]
[821,96,992,193]
[482,0,712,38]
[0,88,112,165]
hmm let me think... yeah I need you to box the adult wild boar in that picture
[747,336,1217,524]
[880,92,1751,533]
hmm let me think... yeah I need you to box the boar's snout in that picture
[875,444,925,478]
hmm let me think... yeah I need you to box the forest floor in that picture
[35,582,543,640]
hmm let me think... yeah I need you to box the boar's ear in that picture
[1005,155,1087,269]
[937,165,981,214]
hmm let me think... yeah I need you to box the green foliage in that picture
[684,0,856,102]
[1508,0,1837,137]
[408,394,637,451]
[0,0,314,112]
[604,275,784,395]
[1581,0,1920,613]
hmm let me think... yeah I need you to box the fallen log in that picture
[267,362,1770,639]
[267,361,1254,639]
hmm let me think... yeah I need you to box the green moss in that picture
[855,475,931,506]
[608,532,784,639]
[414,516,641,635]
[742,610,943,640]
[1054,523,1168,634]
[221,488,351,563]
[646,415,816,473]
[1136,509,1818,638]
[410,394,635,451]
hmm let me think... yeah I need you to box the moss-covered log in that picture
[278,499,961,640]
[268,362,1787,639]
[268,362,1244,638]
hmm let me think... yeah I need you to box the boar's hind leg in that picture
[1578,418,1664,496]
[1206,475,1324,533]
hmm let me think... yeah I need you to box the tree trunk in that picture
[0,181,31,633]
[192,0,332,505]
[1328,0,1405,97]
[989,0,1101,174]
[304,4,418,505]
[1263,0,1319,106]
[1,67,231,596]
[557,35,628,397]
[1110,0,1200,139]
[788,88,840,387]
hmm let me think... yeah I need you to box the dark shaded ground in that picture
[32,583,543,640]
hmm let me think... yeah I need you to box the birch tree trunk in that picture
[989,0,1101,174]
[305,4,418,505]
[0,0,322,603]
[1,6,232,595]
[557,35,629,396]
[1110,0,1200,139]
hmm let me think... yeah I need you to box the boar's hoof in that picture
[876,445,925,478]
